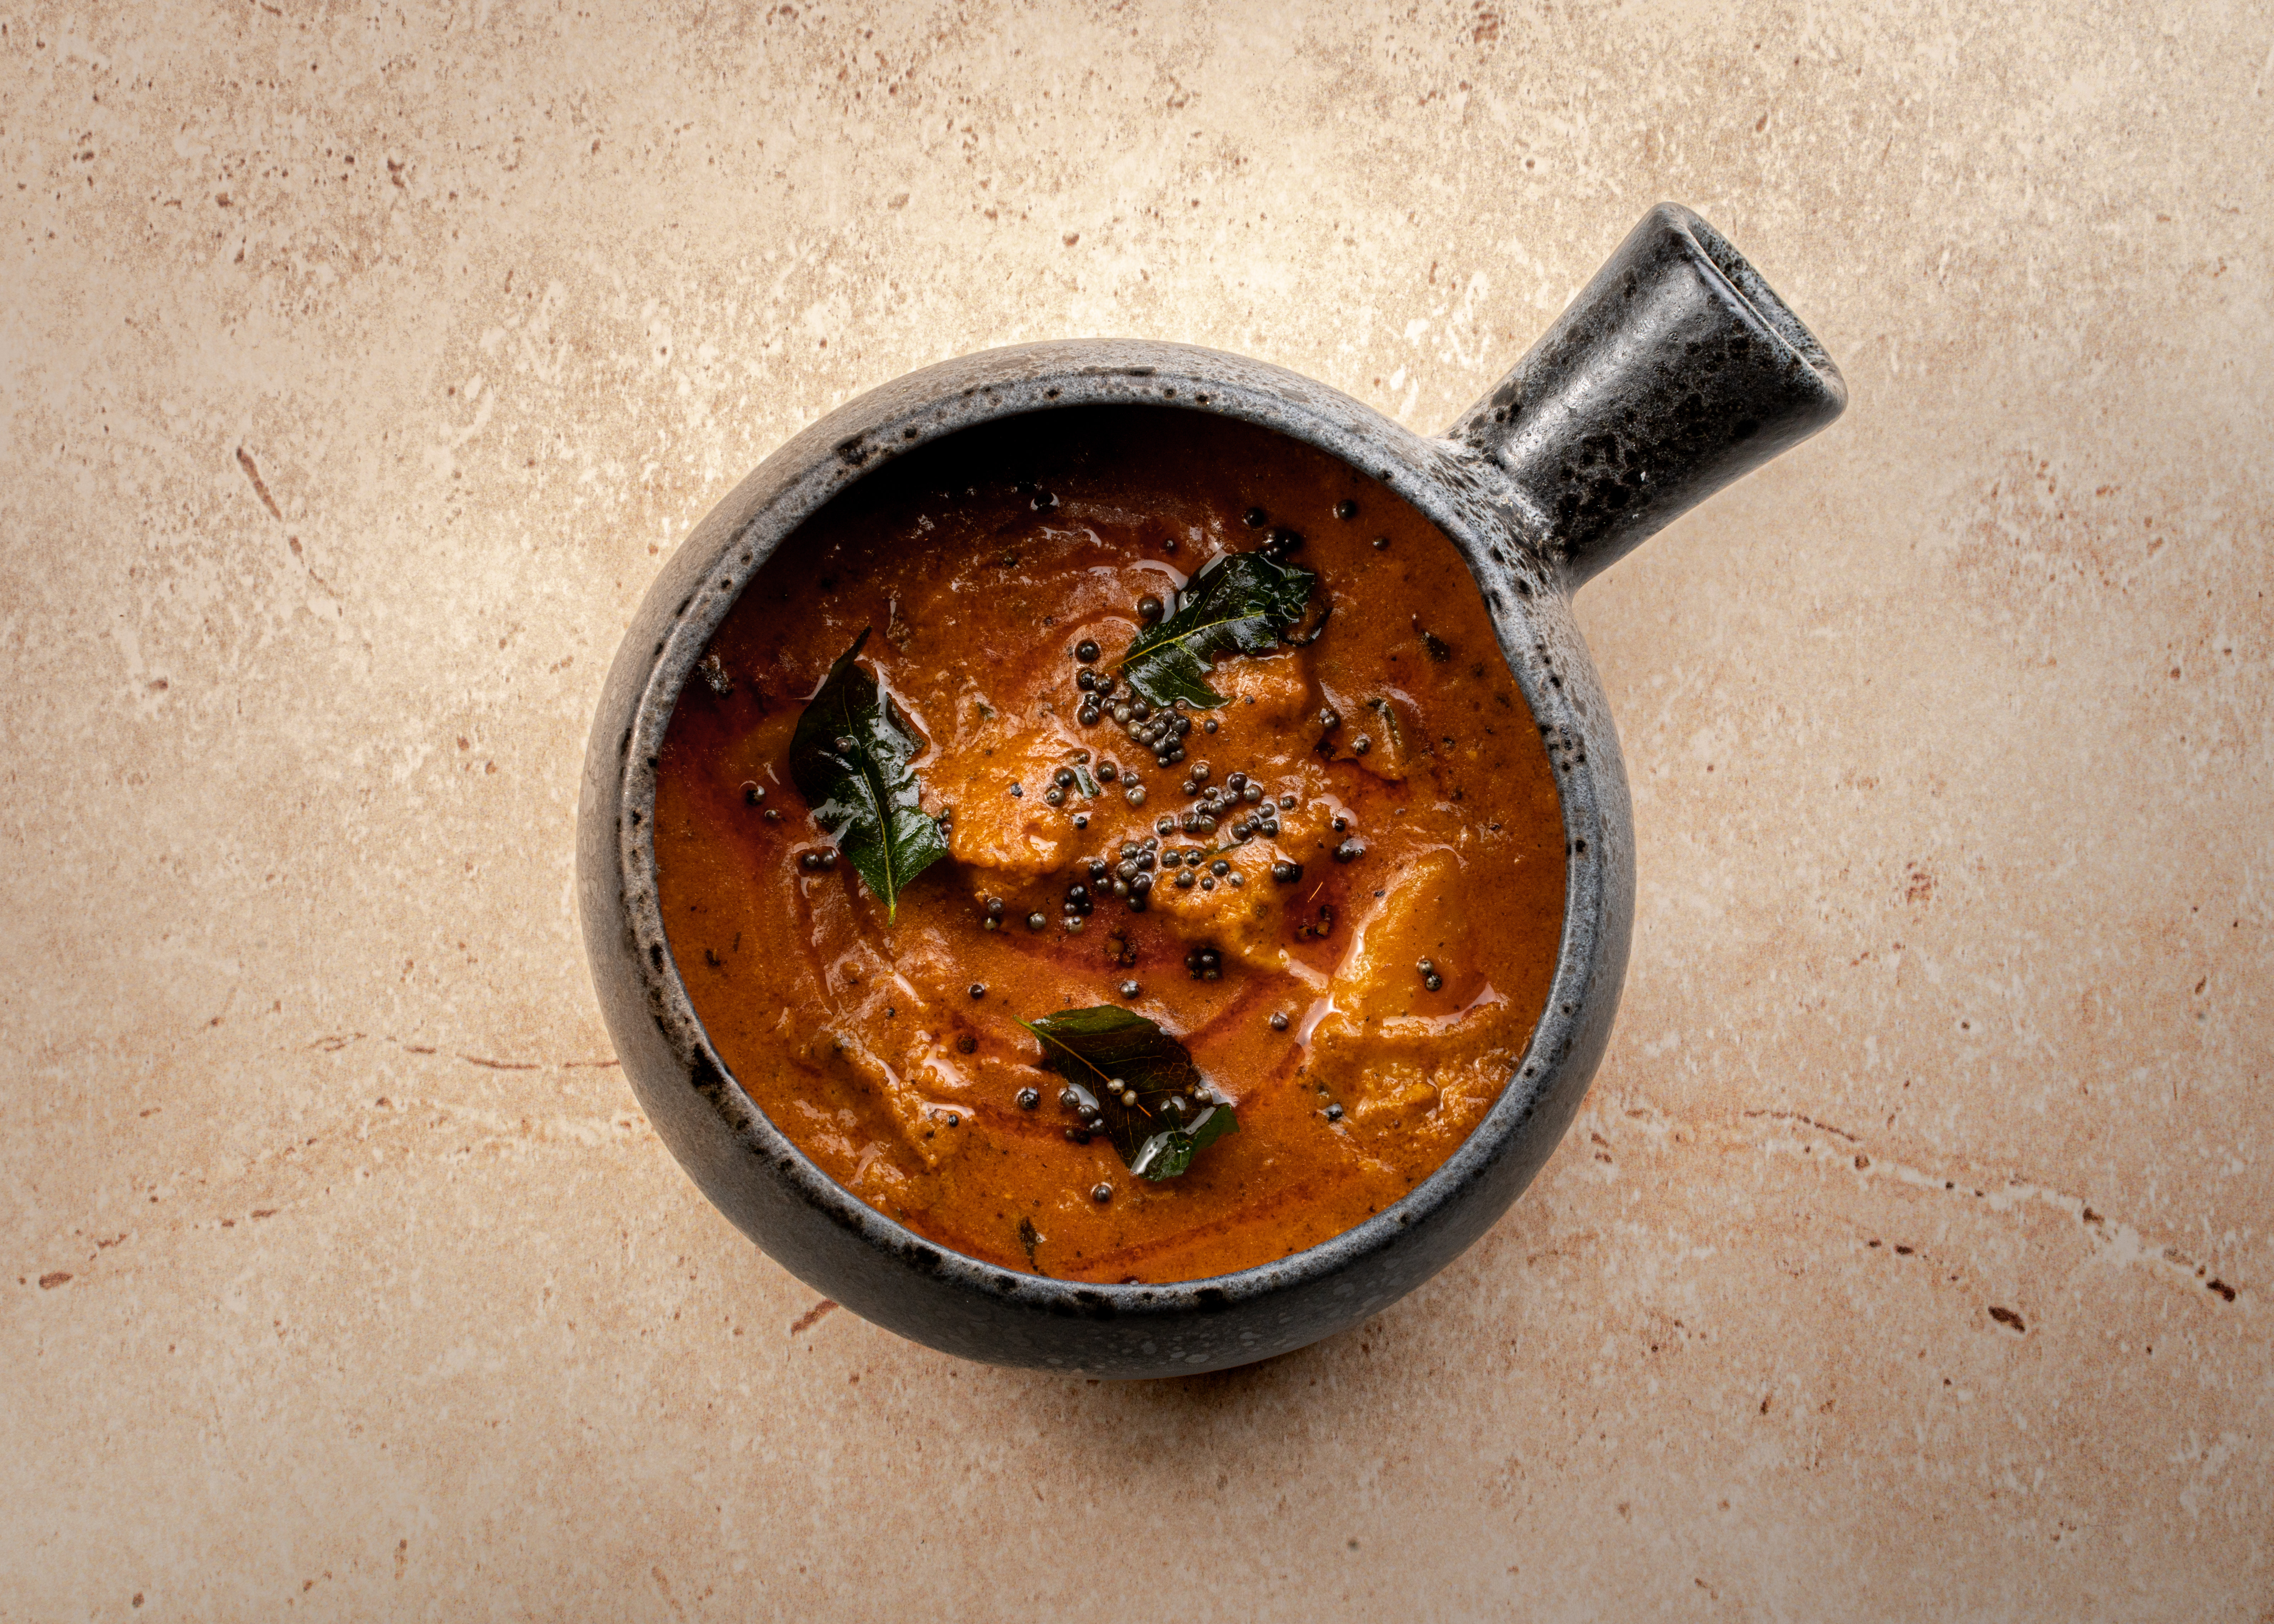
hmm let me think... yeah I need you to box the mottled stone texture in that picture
[2,1,2267,1618]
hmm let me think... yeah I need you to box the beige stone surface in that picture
[4,0,2270,1617]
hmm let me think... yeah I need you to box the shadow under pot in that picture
[578,203,1846,1377]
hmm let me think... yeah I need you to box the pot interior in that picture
[640,401,1574,1289]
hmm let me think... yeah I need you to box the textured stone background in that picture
[4,1,2269,1618]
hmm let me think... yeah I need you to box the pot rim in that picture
[593,336,1623,1322]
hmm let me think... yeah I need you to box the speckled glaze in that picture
[577,204,1844,1377]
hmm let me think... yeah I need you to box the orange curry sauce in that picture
[654,407,1564,1284]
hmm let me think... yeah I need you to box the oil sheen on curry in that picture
[654,408,1564,1285]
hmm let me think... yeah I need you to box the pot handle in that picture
[1448,203,1846,588]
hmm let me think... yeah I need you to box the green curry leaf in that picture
[1019,1005,1239,1180]
[1118,550,1318,709]
[787,629,948,921]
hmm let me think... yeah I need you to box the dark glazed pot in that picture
[577,204,1845,1377]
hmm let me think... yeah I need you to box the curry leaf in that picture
[788,629,947,921]
[1119,550,1319,709]
[1019,1006,1239,1181]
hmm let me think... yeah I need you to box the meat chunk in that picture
[783,869,979,1168]
[1319,847,1476,1017]
[796,1024,967,1170]
[912,680,1080,879]
[1317,681,1422,782]
[1302,847,1523,1141]
[1142,846,1293,970]
[1216,651,1313,728]
[1348,691,1422,782]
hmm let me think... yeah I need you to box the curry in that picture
[653,406,1564,1284]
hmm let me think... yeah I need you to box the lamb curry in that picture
[653,406,1565,1285]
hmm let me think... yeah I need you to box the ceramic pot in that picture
[577,203,1844,1376]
